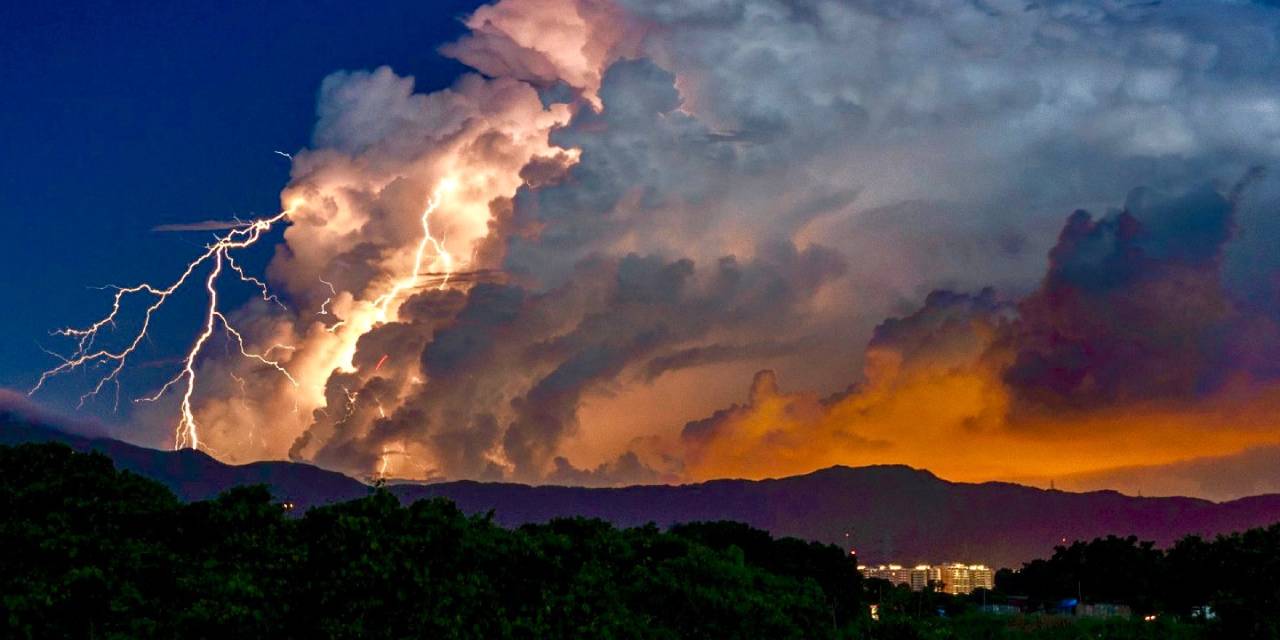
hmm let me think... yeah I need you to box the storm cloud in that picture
[63,0,1280,496]
[681,175,1280,489]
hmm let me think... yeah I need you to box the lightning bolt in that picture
[317,276,348,334]
[227,253,286,311]
[376,442,407,479]
[318,277,337,315]
[36,176,459,458]
[341,386,361,421]
[32,202,300,449]
[229,371,265,450]
[373,179,458,323]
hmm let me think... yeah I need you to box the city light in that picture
[858,563,995,595]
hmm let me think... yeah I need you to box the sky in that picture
[0,0,481,391]
[5,0,1280,501]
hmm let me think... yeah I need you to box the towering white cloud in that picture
[105,0,1280,490]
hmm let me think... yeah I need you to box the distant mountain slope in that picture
[0,418,367,508]
[7,417,1280,568]
[398,468,1280,568]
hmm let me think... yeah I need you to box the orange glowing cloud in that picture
[679,327,1280,490]
[673,182,1280,494]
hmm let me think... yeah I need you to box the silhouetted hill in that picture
[0,418,367,508]
[7,418,1280,567]
[397,465,1280,568]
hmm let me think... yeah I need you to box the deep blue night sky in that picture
[0,0,483,400]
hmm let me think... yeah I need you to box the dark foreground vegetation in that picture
[1,443,859,639]
[2,443,1278,639]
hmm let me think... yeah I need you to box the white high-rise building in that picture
[857,564,913,587]
[936,563,994,595]
[860,562,994,595]
[909,565,940,591]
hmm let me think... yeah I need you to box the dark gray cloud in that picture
[641,338,818,382]
[308,241,847,482]
[547,451,663,486]
[1003,174,1279,411]
[131,0,1280,489]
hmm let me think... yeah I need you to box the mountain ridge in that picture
[5,416,1279,568]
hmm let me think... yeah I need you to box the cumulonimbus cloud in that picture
[59,0,1280,495]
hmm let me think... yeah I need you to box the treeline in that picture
[5,442,1280,639]
[0,443,860,639]
[993,529,1280,638]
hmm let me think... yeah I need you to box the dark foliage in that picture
[996,530,1280,638]
[0,444,856,639]
[5,442,1280,639]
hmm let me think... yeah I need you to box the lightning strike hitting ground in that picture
[33,178,461,455]
[31,204,300,449]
